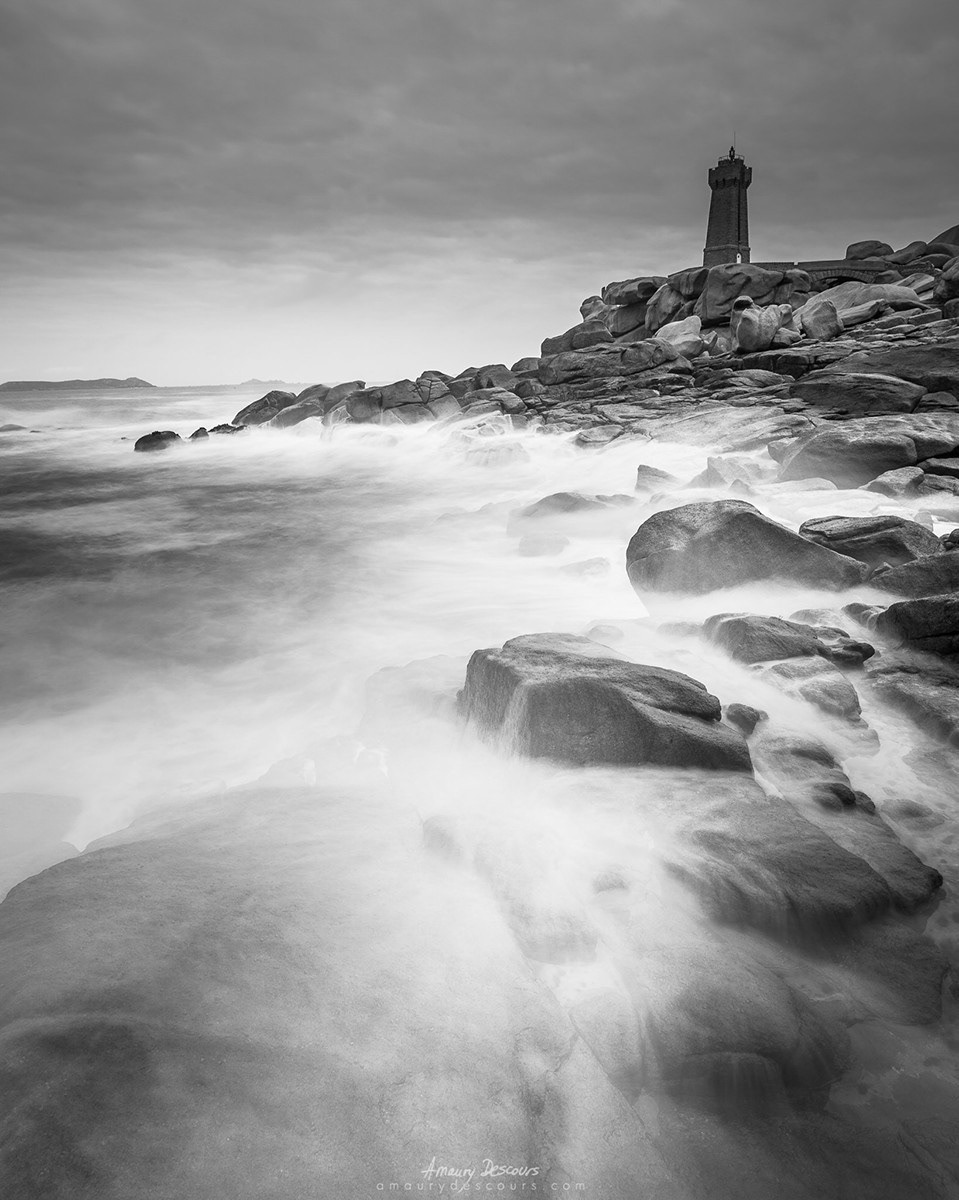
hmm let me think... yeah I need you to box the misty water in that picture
[3,383,959,1195]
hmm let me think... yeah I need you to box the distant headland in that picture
[0,377,155,392]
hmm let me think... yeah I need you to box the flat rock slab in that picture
[626,500,868,595]
[460,632,751,770]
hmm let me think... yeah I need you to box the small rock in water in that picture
[189,427,209,440]
[134,429,181,452]
[724,702,766,735]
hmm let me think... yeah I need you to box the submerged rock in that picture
[626,500,868,595]
[460,633,751,770]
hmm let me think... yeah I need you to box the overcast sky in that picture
[1,0,956,385]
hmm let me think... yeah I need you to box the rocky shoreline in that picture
[4,242,959,1197]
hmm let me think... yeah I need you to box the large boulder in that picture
[667,266,709,300]
[930,223,959,246]
[601,275,666,307]
[933,257,959,307]
[730,298,791,353]
[778,415,959,487]
[875,596,959,655]
[231,390,298,426]
[643,284,685,334]
[654,315,704,357]
[800,300,844,342]
[788,372,925,415]
[798,515,941,568]
[694,263,787,325]
[845,240,894,261]
[460,633,751,770]
[625,500,868,596]
[888,241,928,266]
[796,282,925,326]
[266,399,330,428]
[541,319,612,357]
[607,301,649,337]
[323,380,366,411]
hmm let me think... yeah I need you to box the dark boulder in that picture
[189,427,209,440]
[875,596,959,655]
[798,515,942,568]
[723,703,766,735]
[626,500,868,596]
[209,423,245,435]
[460,633,751,771]
[134,430,181,452]
[694,263,787,325]
[231,390,298,426]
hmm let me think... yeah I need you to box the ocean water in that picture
[3,382,959,1193]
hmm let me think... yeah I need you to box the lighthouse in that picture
[703,147,751,267]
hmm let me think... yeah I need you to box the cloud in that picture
[1,0,956,381]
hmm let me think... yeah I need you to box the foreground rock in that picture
[626,500,868,595]
[460,632,751,770]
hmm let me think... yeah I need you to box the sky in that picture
[1,0,957,386]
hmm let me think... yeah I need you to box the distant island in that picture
[0,377,155,392]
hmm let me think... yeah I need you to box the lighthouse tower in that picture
[703,147,751,267]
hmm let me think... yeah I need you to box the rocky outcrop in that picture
[626,500,868,595]
[460,633,751,770]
